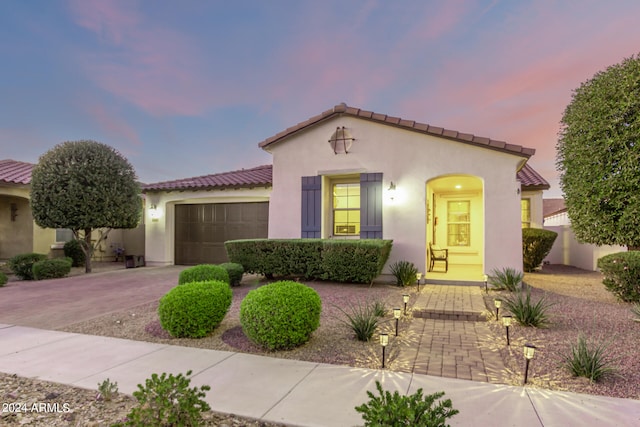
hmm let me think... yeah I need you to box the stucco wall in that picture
[0,195,33,258]
[522,190,544,228]
[144,188,271,265]
[265,116,525,275]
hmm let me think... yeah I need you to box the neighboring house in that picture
[0,159,144,261]
[543,198,625,271]
[144,103,550,282]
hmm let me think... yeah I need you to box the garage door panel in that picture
[175,202,269,265]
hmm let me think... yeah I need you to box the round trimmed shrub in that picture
[158,280,232,338]
[240,281,321,350]
[178,264,230,285]
[598,251,640,302]
[32,258,72,280]
[218,262,244,286]
[63,239,86,267]
[0,271,7,287]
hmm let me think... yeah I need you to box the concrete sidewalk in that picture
[2,324,639,427]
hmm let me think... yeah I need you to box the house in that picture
[0,159,144,261]
[144,103,549,282]
[543,198,625,271]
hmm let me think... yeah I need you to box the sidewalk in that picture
[2,323,639,427]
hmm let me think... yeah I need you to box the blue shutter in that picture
[360,173,383,238]
[301,176,321,238]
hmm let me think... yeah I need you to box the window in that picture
[447,201,470,246]
[56,228,74,243]
[333,182,360,235]
[521,199,531,228]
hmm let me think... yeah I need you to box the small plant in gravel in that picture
[159,280,232,338]
[240,280,321,350]
[97,378,118,401]
[389,260,419,286]
[355,380,459,427]
[631,303,640,320]
[488,267,523,292]
[115,370,210,427]
[178,264,230,285]
[562,333,617,383]
[335,301,380,341]
[0,271,7,287]
[502,290,553,327]
[371,299,387,317]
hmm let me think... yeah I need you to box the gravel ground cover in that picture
[3,265,639,426]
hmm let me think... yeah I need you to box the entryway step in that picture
[411,284,488,322]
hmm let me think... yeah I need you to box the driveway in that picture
[0,265,185,329]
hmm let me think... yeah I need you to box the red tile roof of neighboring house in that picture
[0,159,34,185]
[259,103,536,158]
[543,198,566,218]
[518,163,550,190]
[143,164,272,192]
[144,163,546,192]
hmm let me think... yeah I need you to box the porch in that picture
[424,264,484,285]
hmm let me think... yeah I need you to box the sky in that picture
[2,1,640,197]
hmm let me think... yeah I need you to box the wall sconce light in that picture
[494,298,502,321]
[149,204,161,221]
[416,272,422,292]
[402,294,410,315]
[523,343,536,384]
[502,315,512,346]
[388,181,396,201]
[10,203,18,222]
[379,333,389,368]
[393,308,401,336]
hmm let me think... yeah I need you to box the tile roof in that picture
[144,163,545,192]
[0,159,34,185]
[143,164,272,192]
[543,198,567,218]
[259,103,536,158]
[518,163,550,190]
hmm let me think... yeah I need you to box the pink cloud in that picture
[82,102,142,148]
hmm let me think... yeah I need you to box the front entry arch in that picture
[426,175,484,282]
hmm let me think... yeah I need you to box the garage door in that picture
[175,202,269,265]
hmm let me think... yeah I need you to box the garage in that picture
[175,202,269,265]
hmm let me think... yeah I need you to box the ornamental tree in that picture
[30,140,142,272]
[556,54,640,248]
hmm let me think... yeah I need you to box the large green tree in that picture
[556,54,640,248]
[30,140,142,272]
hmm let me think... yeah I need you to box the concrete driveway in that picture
[0,265,185,329]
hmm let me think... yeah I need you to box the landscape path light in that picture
[494,298,502,321]
[379,333,389,368]
[523,343,536,384]
[502,315,512,345]
[483,274,489,293]
[393,308,401,336]
[416,272,423,292]
[403,294,410,315]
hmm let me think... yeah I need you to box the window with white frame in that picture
[521,199,531,228]
[333,182,360,235]
[447,200,470,246]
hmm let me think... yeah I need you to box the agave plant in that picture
[631,303,640,321]
[502,290,553,327]
[562,333,617,382]
[335,301,380,341]
[488,267,523,292]
[389,261,419,287]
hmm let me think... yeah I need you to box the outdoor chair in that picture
[429,243,448,272]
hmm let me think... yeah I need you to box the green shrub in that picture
[522,228,558,272]
[158,280,232,338]
[97,378,119,402]
[63,239,85,267]
[389,260,419,286]
[32,258,72,280]
[218,262,244,286]
[355,380,459,427]
[178,264,230,285]
[562,334,616,382]
[502,290,553,327]
[371,299,387,317]
[598,252,640,302]
[240,280,321,350]
[7,253,48,280]
[118,370,210,427]
[335,301,380,341]
[0,271,7,287]
[225,238,392,284]
[488,267,523,292]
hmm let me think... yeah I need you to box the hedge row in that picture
[224,239,392,284]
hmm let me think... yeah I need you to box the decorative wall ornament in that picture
[328,126,355,154]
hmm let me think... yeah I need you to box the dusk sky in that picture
[2,1,640,197]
